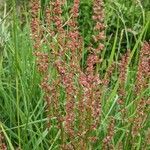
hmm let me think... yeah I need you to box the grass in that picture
[0,0,150,149]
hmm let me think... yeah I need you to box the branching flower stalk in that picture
[55,1,84,148]
[31,0,52,127]
[118,50,130,119]
[102,118,115,150]
[131,41,150,146]
[64,0,81,140]
[79,0,105,139]
[30,0,42,50]
[135,41,150,93]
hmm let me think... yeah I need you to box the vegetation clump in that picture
[0,0,149,149]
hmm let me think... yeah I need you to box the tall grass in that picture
[0,0,149,149]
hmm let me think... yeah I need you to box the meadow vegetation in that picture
[0,0,150,149]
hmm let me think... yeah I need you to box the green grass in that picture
[0,0,150,149]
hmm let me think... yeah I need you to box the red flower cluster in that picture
[136,41,150,92]
[30,0,149,149]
